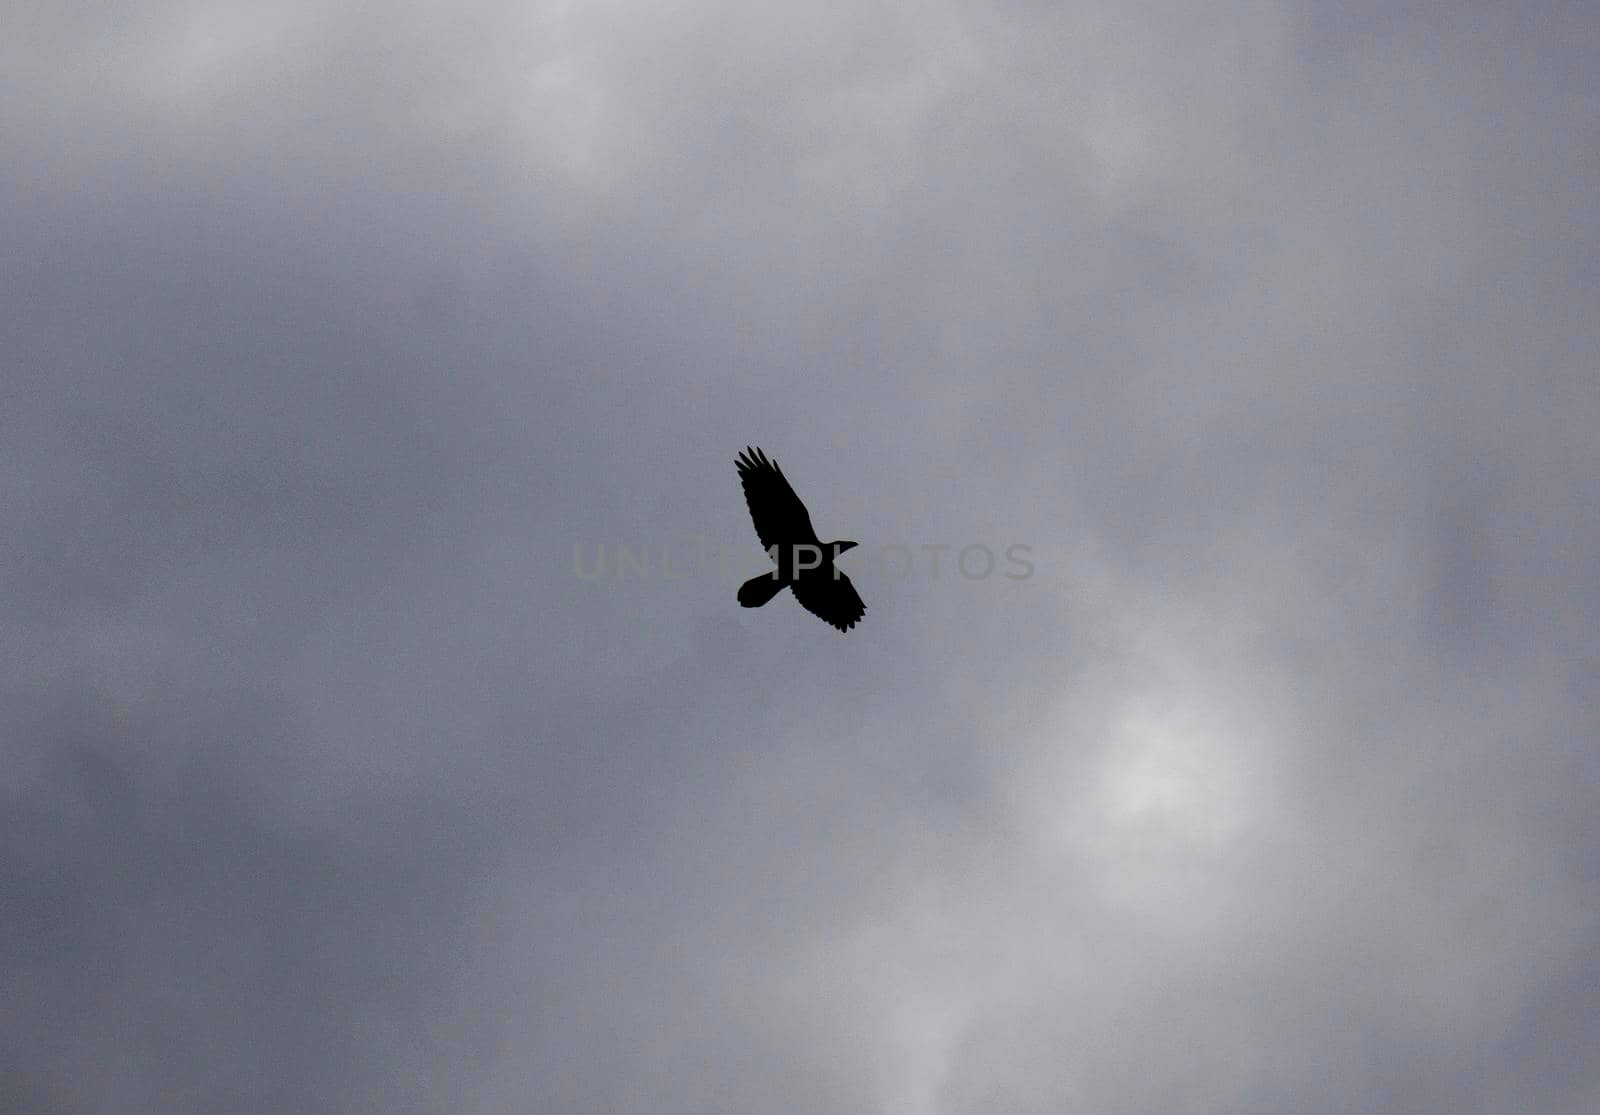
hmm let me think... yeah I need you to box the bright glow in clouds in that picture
[1008,604,1280,929]
[1096,696,1260,851]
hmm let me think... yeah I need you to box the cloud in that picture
[3,0,1597,1110]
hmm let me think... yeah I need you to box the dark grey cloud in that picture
[3,1,1597,1111]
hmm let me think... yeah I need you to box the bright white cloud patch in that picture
[1097,697,1261,849]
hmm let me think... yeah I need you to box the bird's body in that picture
[735,446,866,632]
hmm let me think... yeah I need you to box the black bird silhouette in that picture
[735,446,866,632]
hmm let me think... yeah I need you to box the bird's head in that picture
[831,540,859,557]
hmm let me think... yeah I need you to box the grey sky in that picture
[3,2,1597,1111]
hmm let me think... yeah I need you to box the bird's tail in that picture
[738,573,787,608]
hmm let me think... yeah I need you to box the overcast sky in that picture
[3,2,1598,1111]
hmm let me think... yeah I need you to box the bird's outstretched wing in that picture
[736,446,818,551]
[791,570,867,632]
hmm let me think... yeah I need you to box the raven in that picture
[735,446,866,632]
